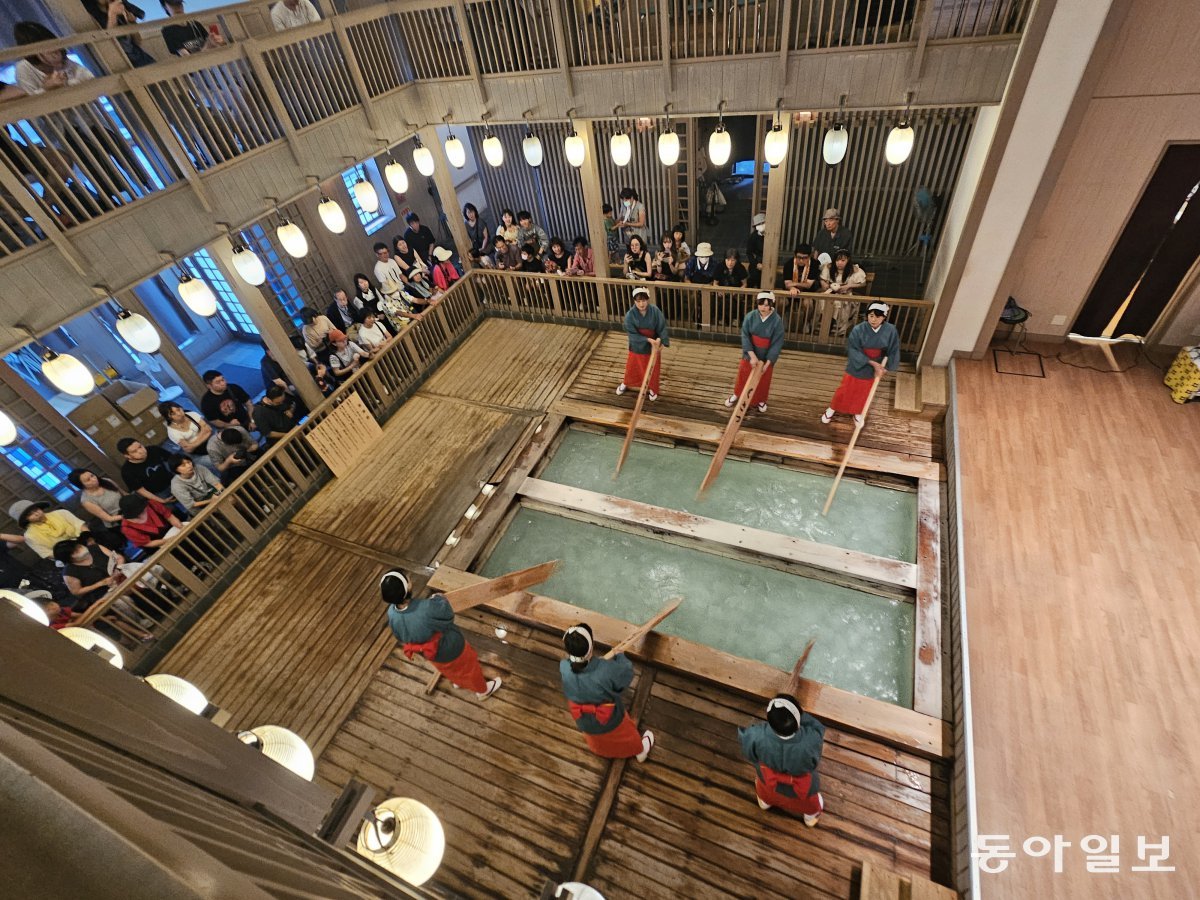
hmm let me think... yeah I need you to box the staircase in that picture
[893,366,949,422]
[860,861,958,900]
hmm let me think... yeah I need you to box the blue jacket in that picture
[740,310,785,363]
[387,595,465,664]
[738,713,826,799]
[845,321,900,378]
[559,653,634,735]
[624,304,670,355]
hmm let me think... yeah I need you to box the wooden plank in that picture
[823,359,889,516]
[287,521,432,575]
[910,874,958,900]
[429,567,947,759]
[699,361,766,494]
[861,861,905,900]
[913,480,943,719]
[553,397,944,481]
[604,600,681,659]
[518,477,919,590]
[445,560,561,613]
[615,342,661,477]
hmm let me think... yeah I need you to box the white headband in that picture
[632,287,650,298]
[867,302,890,316]
[380,570,410,598]
[564,625,594,663]
[767,696,802,733]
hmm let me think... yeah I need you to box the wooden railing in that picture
[462,268,933,355]
[74,280,486,671]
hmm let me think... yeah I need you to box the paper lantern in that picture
[609,131,631,167]
[178,273,218,316]
[481,134,503,167]
[413,145,435,177]
[318,196,347,234]
[60,627,124,667]
[115,309,161,353]
[231,244,267,285]
[353,178,380,214]
[885,123,915,165]
[564,131,585,168]
[357,798,445,886]
[764,121,789,167]
[384,160,409,194]
[708,126,731,166]
[657,130,680,166]
[41,349,94,395]
[276,220,309,258]
[522,130,543,167]
[0,411,16,446]
[0,588,49,625]
[145,673,209,715]
[823,124,848,165]
[238,725,315,780]
[444,134,466,169]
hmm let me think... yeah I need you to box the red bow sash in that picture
[568,701,616,725]
[402,631,443,661]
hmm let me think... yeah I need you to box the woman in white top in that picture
[821,250,869,337]
[355,311,391,352]
[161,401,211,453]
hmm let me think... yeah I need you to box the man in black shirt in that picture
[200,370,254,431]
[160,0,226,56]
[402,212,437,264]
[253,386,298,445]
[117,438,176,502]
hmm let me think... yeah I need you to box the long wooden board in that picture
[444,560,560,613]
[518,477,918,589]
[912,480,943,718]
[553,397,944,481]
[698,361,766,495]
[604,598,681,659]
[428,567,947,759]
[615,342,661,477]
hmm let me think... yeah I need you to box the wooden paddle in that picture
[614,341,662,478]
[785,639,817,695]
[424,560,559,694]
[698,360,768,496]
[604,598,682,659]
[821,357,888,517]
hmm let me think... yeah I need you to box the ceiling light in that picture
[115,308,161,353]
[318,195,347,234]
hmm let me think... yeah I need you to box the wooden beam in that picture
[419,125,474,269]
[759,115,792,290]
[614,342,660,476]
[908,0,937,84]
[0,163,90,278]
[604,598,681,659]
[547,0,576,98]
[332,20,382,134]
[551,397,944,481]
[444,559,559,613]
[519,476,918,589]
[912,479,942,718]
[574,119,612,282]
[124,81,215,213]
[287,521,433,576]
[450,0,488,102]
[429,567,948,759]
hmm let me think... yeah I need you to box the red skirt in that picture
[829,373,873,414]
[734,358,773,405]
[433,642,488,693]
[755,772,823,817]
[581,711,646,759]
[623,351,661,394]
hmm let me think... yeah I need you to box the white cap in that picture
[632,286,650,298]
[756,291,775,305]
[752,213,766,226]
[867,302,890,316]
[432,246,453,261]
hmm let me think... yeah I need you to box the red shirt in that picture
[121,498,174,548]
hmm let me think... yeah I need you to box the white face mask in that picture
[755,224,765,235]
[623,200,632,207]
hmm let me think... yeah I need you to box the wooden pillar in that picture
[574,119,611,276]
[207,239,325,412]
[419,126,474,269]
[116,290,208,403]
[759,114,792,291]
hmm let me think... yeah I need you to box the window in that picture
[0,427,76,502]
[342,159,395,235]
[243,224,306,324]
[183,249,259,335]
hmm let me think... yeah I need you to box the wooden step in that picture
[860,860,958,900]
[919,366,949,411]
[893,373,922,414]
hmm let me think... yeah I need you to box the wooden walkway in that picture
[565,332,942,463]
[319,611,952,899]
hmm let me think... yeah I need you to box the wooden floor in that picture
[320,610,951,899]
[956,351,1200,899]
[565,331,942,463]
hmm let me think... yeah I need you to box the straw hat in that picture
[694,242,713,258]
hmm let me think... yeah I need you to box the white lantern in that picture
[522,130,543,167]
[0,411,16,446]
[178,273,218,316]
[385,160,409,194]
[708,126,731,166]
[353,178,380,214]
[41,349,94,396]
[823,124,848,165]
[564,130,585,168]
[657,130,680,166]
[609,131,631,167]
[60,627,124,668]
[413,144,435,177]
[115,309,161,353]
[885,123,915,165]
[276,219,309,258]
[0,588,49,625]
[357,798,445,886]
[318,196,347,234]
[145,673,209,715]
[482,134,504,167]
[231,244,267,285]
[238,725,315,780]
[764,121,789,167]
[444,134,466,169]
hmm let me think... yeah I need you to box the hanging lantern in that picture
[238,725,315,780]
[384,159,409,194]
[763,111,789,167]
[178,272,218,316]
[276,219,309,258]
[444,131,466,169]
[885,122,915,165]
[0,411,16,446]
[522,129,543,167]
[609,130,631,167]
[413,144,435,177]
[60,627,124,667]
[708,124,731,166]
[823,123,848,165]
[564,128,585,168]
[0,588,50,625]
[658,130,680,166]
[318,196,347,234]
[41,349,94,396]
[115,309,160,353]
[481,132,503,167]
[357,798,446,886]
[231,243,267,285]
[353,177,380,214]
[145,673,209,715]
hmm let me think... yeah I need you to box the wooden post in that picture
[614,342,661,477]
[332,19,382,134]
[821,357,888,516]
[759,113,792,291]
[419,125,474,269]
[574,120,612,276]
[698,361,766,495]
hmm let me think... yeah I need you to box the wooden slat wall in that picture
[263,31,359,131]
[927,0,1032,39]
[779,106,979,262]
[344,13,414,97]
[469,122,589,245]
[592,118,687,249]
[463,0,560,75]
[396,7,470,80]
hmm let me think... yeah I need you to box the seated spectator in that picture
[160,400,214,464]
[160,0,227,56]
[169,454,223,513]
[516,211,548,256]
[311,360,338,397]
[67,467,126,547]
[467,246,493,270]
[373,242,407,292]
[716,248,748,288]
[517,242,543,273]
[404,269,433,304]
[543,237,570,275]
[253,386,298,444]
[402,212,437,264]
[53,539,153,632]
[821,250,868,295]
[118,494,182,551]
[392,235,428,277]
[496,208,518,244]
[566,236,594,277]
[463,203,489,255]
[207,427,259,485]
[431,247,460,291]
[652,232,684,282]
[747,213,766,279]
[353,273,388,321]
[492,235,519,271]
[784,244,821,294]
[83,0,155,67]
[117,438,176,502]
[300,306,335,360]
[355,311,390,353]
[812,207,854,260]
[271,0,320,31]
[672,224,692,259]
[623,235,652,280]
[325,329,368,379]
[200,369,253,431]
[9,500,86,559]
[326,288,362,332]
[258,341,311,416]
[685,242,718,284]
